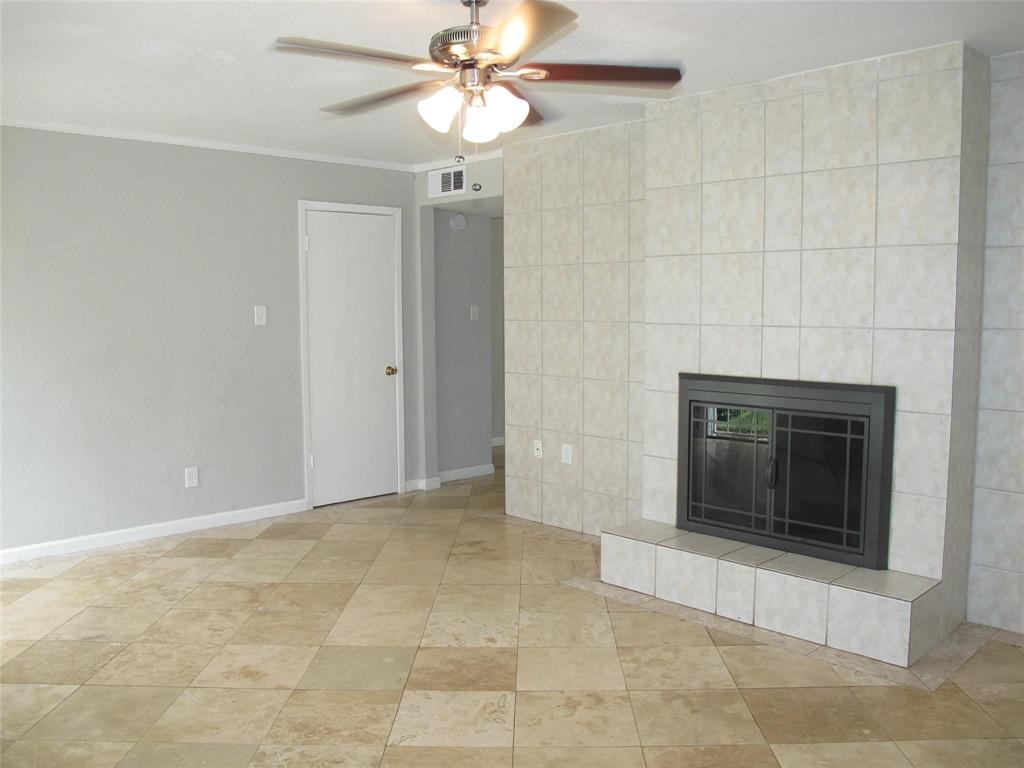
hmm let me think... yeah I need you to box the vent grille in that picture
[428,165,467,198]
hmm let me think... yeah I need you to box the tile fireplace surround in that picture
[503,42,1024,664]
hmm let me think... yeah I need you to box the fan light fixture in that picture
[418,83,530,143]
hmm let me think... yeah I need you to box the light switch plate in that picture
[561,443,573,464]
[533,440,543,459]
[470,305,480,322]
[254,305,267,326]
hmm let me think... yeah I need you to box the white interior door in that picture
[305,208,402,506]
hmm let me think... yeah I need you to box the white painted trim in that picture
[298,201,406,507]
[411,148,504,174]
[438,463,496,482]
[1,121,413,172]
[0,498,308,564]
[405,476,442,492]
[491,436,505,447]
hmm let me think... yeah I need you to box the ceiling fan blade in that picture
[501,83,543,125]
[276,37,448,72]
[320,81,446,116]
[524,62,682,86]
[484,0,577,63]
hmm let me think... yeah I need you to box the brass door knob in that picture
[385,366,398,376]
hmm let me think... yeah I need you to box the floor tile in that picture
[116,742,257,768]
[514,746,646,767]
[59,554,154,581]
[380,746,510,766]
[744,687,888,744]
[204,558,297,583]
[720,645,842,688]
[25,684,181,740]
[0,578,49,606]
[258,522,334,540]
[0,640,34,664]
[520,585,607,613]
[514,691,639,747]
[176,582,275,610]
[131,557,227,582]
[164,538,250,558]
[5,577,123,609]
[708,628,761,646]
[88,642,220,686]
[619,646,735,690]
[851,683,1008,740]
[408,496,468,510]
[259,582,357,614]
[643,745,781,767]
[249,744,383,766]
[956,682,1024,736]
[442,558,522,584]
[283,558,370,583]
[895,738,1024,767]
[0,604,83,640]
[266,689,401,745]
[0,683,78,738]
[324,608,430,646]
[517,647,625,690]
[45,606,167,642]
[0,739,133,768]
[144,687,289,743]
[771,742,911,767]
[609,612,713,646]
[433,584,520,614]
[305,540,386,559]
[228,610,337,645]
[388,690,514,747]
[517,611,615,647]
[297,645,416,690]
[323,523,395,542]
[191,644,317,689]
[363,559,447,585]
[952,641,1024,686]
[520,560,590,584]
[0,640,123,684]
[420,612,518,647]
[91,580,197,609]
[345,584,437,612]
[377,539,455,560]
[233,539,316,561]
[137,608,252,644]
[631,689,764,746]
[407,648,517,691]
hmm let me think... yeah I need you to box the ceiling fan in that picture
[275,0,682,144]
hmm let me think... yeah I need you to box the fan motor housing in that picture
[429,24,504,67]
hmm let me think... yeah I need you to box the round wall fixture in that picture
[449,212,467,231]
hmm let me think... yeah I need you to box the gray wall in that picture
[1,127,419,548]
[491,218,505,442]
[434,208,494,474]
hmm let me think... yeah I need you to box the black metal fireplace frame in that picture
[676,374,895,569]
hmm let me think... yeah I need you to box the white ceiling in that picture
[3,1,1022,171]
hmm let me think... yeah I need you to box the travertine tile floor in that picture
[1,455,1022,767]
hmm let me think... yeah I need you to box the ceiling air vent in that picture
[428,165,466,198]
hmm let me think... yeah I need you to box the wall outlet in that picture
[470,304,479,322]
[184,466,199,488]
[533,440,543,459]
[561,443,573,464]
[254,305,267,326]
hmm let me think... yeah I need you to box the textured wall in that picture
[969,50,1024,633]
[503,124,647,534]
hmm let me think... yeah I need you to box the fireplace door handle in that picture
[766,458,778,490]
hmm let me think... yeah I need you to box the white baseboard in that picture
[438,463,495,483]
[491,436,505,447]
[0,498,309,564]
[404,476,442,492]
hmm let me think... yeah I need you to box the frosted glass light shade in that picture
[486,84,530,133]
[417,85,463,133]
[462,103,500,143]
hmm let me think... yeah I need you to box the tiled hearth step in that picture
[600,520,941,667]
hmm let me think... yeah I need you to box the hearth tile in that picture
[601,534,656,595]
[716,560,756,624]
[834,568,939,602]
[754,569,829,644]
[604,519,679,545]
[661,533,746,558]
[721,544,784,567]
[758,552,855,583]
[826,586,914,666]
[655,546,718,614]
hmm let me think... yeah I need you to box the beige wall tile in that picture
[505,157,542,214]
[542,430,582,488]
[803,83,878,170]
[879,69,963,163]
[702,178,765,253]
[504,268,542,321]
[541,265,582,321]
[762,250,801,326]
[646,114,701,188]
[584,263,629,322]
[986,162,1024,247]
[583,322,628,381]
[799,328,872,383]
[542,483,582,531]
[699,326,762,376]
[979,330,1024,410]
[879,42,963,79]
[990,78,1024,165]
[765,96,803,175]
[982,247,1024,329]
[701,103,764,182]
[629,139,646,200]
[543,375,583,434]
[800,248,875,327]
[628,261,644,322]
[642,390,678,459]
[700,252,763,326]
[641,455,678,524]
[506,477,542,521]
[542,150,582,209]
[872,330,955,413]
[583,493,628,535]
[893,411,951,498]
[645,255,700,325]
[583,379,629,440]
[542,321,582,378]
[765,174,802,251]
[505,212,542,266]
[802,167,877,248]
[646,185,701,256]
[583,436,628,498]
[628,201,646,261]
[874,245,958,329]
[505,373,542,428]
[761,327,800,379]
[877,157,960,245]
[541,209,582,265]
[505,321,542,374]
[644,324,699,392]
[583,203,629,263]
[505,425,543,482]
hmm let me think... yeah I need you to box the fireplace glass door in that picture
[688,402,869,557]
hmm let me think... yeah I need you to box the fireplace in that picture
[677,374,895,569]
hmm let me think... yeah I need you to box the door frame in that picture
[298,200,405,507]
